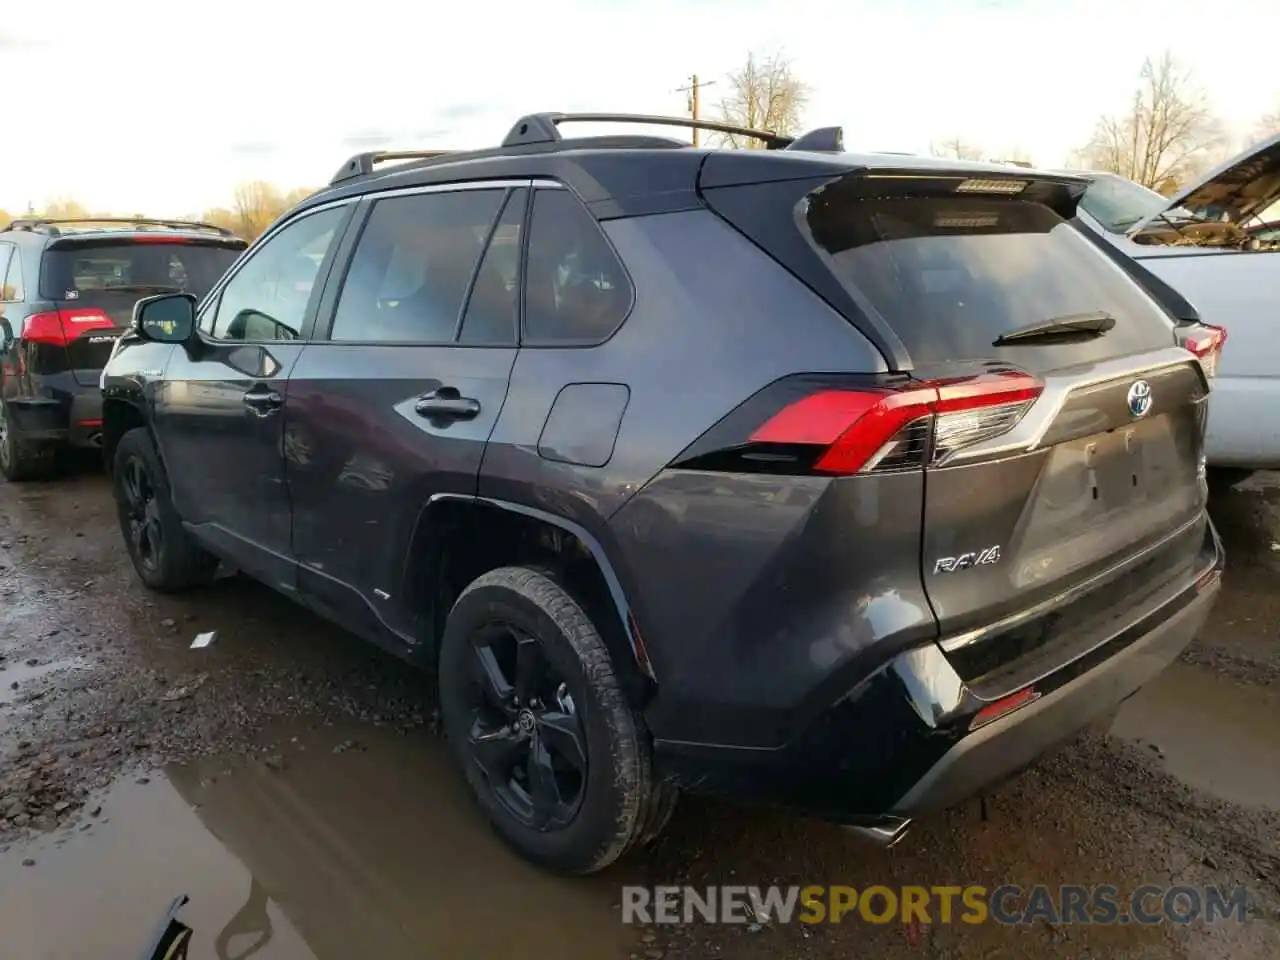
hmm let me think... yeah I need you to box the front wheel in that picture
[438,566,665,875]
[111,427,219,591]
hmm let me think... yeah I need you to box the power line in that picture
[675,74,716,147]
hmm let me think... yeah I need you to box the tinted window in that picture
[1077,175,1197,232]
[810,197,1175,365]
[39,240,242,301]
[0,245,13,301]
[207,208,345,341]
[523,189,631,344]
[3,245,23,301]
[329,190,503,343]
[458,189,525,346]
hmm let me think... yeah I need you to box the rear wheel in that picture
[111,427,219,591]
[0,401,56,482]
[438,566,663,874]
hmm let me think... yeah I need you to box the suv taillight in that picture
[22,309,113,347]
[1181,323,1227,378]
[747,371,1043,474]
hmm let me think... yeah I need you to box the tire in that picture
[438,565,662,875]
[0,401,56,482]
[111,427,219,591]
[1207,467,1253,496]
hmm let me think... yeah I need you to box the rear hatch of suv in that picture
[700,157,1211,696]
[38,233,246,383]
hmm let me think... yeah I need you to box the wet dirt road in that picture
[1,469,1279,960]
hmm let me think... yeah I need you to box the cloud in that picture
[339,131,396,148]
[0,31,45,50]
[436,102,490,122]
[229,139,278,155]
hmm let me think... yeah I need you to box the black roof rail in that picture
[1,217,237,238]
[501,112,796,150]
[330,150,457,185]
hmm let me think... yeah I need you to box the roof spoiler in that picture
[2,217,236,238]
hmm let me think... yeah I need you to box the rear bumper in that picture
[6,377,103,448]
[652,521,1223,824]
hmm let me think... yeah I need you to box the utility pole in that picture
[676,74,716,146]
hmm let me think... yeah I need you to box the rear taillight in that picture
[22,309,114,347]
[1182,323,1227,378]
[747,371,1043,475]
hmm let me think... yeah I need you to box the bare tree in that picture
[1256,104,1280,140]
[232,180,287,239]
[930,135,983,161]
[1077,51,1224,191]
[717,50,808,148]
[203,183,317,240]
[39,197,92,219]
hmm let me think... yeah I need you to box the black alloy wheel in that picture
[119,454,165,575]
[463,621,588,831]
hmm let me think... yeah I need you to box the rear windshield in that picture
[40,239,242,301]
[807,197,1176,365]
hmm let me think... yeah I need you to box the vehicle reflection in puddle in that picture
[0,723,635,960]
[1110,661,1280,811]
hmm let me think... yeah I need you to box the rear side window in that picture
[330,189,504,344]
[3,246,23,301]
[39,239,242,301]
[808,197,1176,365]
[523,189,631,345]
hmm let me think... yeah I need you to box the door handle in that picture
[414,387,480,421]
[242,389,283,416]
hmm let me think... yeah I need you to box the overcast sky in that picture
[1,0,1276,216]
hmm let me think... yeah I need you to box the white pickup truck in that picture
[1064,134,1280,491]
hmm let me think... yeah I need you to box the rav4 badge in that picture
[934,545,1002,575]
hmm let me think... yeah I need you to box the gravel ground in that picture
[0,467,1278,959]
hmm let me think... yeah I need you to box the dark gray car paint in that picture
[536,383,630,468]
[102,144,1219,826]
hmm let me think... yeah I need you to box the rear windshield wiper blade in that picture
[993,310,1116,345]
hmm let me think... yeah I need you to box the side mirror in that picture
[132,293,198,344]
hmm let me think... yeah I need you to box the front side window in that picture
[0,244,13,301]
[329,190,504,344]
[3,245,24,302]
[523,189,632,345]
[205,207,346,342]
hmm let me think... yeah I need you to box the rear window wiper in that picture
[993,310,1116,345]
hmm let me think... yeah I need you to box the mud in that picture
[1,469,1278,959]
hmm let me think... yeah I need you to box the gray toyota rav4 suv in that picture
[101,113,1224,875]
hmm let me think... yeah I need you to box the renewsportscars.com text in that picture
[622,884,1249,926]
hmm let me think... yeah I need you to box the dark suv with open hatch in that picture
[102,112,1224,874]
[0,217,246,480]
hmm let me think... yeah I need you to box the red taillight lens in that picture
[969,686,1040,731]
[1183,323,1226,378]
[22,309,114,347]
[750,371,1043,475]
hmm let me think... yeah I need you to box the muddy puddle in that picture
[0,657,89,706]
[1110,661,1280,811]
[0,722,637,960]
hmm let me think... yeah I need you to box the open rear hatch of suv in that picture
[701,158,1211,697]
[37,233,245,383]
